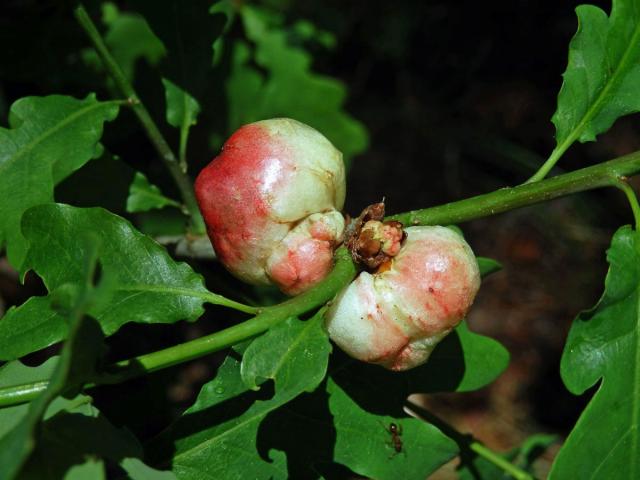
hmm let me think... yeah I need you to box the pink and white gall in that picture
[195,118,346,295]
[325,226,481,371]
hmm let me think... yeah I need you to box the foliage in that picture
[0,95,119,267]
[553,0,640,148]
[551,226,640,478]
[0,0,639,479]
[0,204,213,361]
[126,172,181,213]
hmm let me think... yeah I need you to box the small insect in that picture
[386,422,403,455]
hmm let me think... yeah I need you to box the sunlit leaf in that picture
[552,0,640,156]
[477,257,502,277]
[324,310,508,477]
[327,377,457,480]
[0,204,210,360]
[407,320,509,393]
[0,236,173,479]
[241,315,331,392]
[149,354,288,479]
[551,226,640,478]
[0,95,119,267]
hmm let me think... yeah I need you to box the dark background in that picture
[1,0,636,477]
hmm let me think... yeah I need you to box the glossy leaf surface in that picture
[0,204,209,360]
[551,226,640,478]
[0,95,118,267]
[323,318,508,478]
[552,0,640,154]
[241,315,332,392]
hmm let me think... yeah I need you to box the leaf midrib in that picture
[588,237,640,479]
[555,13,640,154]
[118,284,208,300]
[131,185,179,207]
[0,100,117,176]
[263,318,318,385]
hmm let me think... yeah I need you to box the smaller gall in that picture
[326,225,481,371]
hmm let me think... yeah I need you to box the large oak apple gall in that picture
[195,118,346,295]
[325,226,481,371]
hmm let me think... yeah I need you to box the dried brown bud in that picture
[345,203,406,270]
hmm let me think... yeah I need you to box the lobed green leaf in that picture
[0,204,210,360]
[551,226,640,478]
[552,0,640,154]
[328,377,457,480]
[0,237,107,479]
[150,313,331,479]
[0,94,119,267]
[241,315,332,392]
[406,321,510,393]
[149,355,288,479]
[322,316,508,478]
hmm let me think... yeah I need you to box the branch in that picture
[3,150,640,407]
[0,248,357,407]
[74,4,205,234]
[390,150,640,226]
[614,179,640,230]
[406,400,534,480]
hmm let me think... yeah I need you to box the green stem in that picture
[4,150,640,408]
[0,382,49,408]
[106,247,355,378]
[179,120,190,173]
[74,4,205,234]
[202,292,259,314]
[406,400,533,480]
[390,150,640,226]
[526,142,568,183]
[470,441,533,480]
[615,179,640,231]
[0,248,357,406]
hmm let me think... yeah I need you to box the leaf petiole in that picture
[4,150,640,408]
[615,179,640,231]
[0,248,357,407]
[74,4,206,234]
